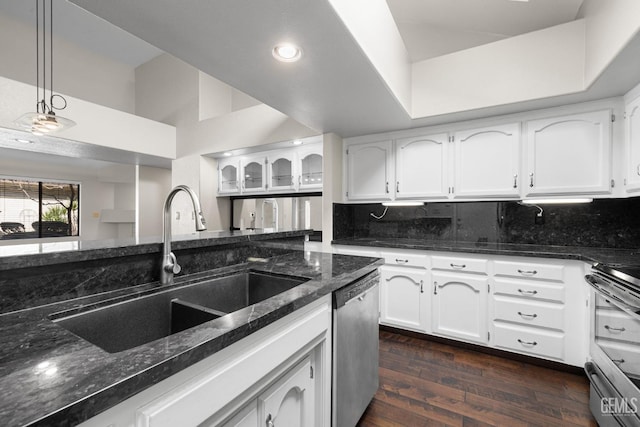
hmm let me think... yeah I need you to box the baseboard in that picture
[379,325,585,376]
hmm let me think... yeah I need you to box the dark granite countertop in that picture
[332,238,640,266]
[0,229,310,271]
[0,250,383,427]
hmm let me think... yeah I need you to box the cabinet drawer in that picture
[596,309,640,343]
[431,255,488,274]
[598,340,640,377]
[381,250,429,268]
[493,260,564,282]
[493,298,564,330]
[493,278,565,303]
[493,323,564,360]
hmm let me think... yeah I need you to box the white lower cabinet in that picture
[354,244,588,367]
[431,270,489,345]
[78,295,332,427]
[380,265,429,332]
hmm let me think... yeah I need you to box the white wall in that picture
[0,13,136,113]
[138,166,172,238]
[412,20,586,118]
[580,0,640,85]
[321,133,343,251]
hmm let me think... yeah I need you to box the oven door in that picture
[586,285,640,426]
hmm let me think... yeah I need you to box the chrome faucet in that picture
[161,185,207,285]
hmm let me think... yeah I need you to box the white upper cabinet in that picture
[298,144,323,191]
[524,110,612,197]
[453,123,521,199]
[346,140,393,201]
[268,151,296,192]
[242,155,267,193]
[395,133,449,200]
[218,158,241,195]
[625,96,640,193]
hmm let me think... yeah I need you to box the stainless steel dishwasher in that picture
[332,271,380,427]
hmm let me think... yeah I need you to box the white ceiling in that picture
[0,0,162,67]
[387,0,585,61]
[2,0,639,143]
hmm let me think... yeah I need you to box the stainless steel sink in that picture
[52,271,307,353]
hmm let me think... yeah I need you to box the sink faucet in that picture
[161,185,207,285]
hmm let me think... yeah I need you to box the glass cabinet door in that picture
[242,157,266,192]
[219,163,239,193]
[300,153,322,189]
[270,156,294,190]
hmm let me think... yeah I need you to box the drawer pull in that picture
[517,269,538,276]
[604,325,626,333]
[420,280,424,293]
[518,289,538,295]
[517,339,538,347]
[395,258,409,264]
[612,358,625,364]
[434,281,438,295]
[518,311,538,319]
[450,263,466,269]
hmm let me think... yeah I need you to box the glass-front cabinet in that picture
[268,151,296,192]
[218,159,240,194]
[298,145,323,190]
[242,155,267,193]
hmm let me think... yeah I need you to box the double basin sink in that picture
[51,271,308,353]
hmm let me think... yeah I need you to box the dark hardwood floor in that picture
[358,330,597,427]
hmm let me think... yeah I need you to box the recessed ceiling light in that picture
[272,43,302,62]
[292,139,303,145]
[223,152,232,157]
[15,138,34,144]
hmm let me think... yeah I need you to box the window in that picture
[0,177,79,239]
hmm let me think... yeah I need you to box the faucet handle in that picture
[164,252,182,275]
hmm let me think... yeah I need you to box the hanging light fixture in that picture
[14,0,75,136]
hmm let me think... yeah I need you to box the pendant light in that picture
[14,0,75,136]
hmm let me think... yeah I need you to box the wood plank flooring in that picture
[358,330,597,427]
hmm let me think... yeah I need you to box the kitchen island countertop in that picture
[0,249,383,426]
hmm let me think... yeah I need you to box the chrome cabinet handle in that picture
[420,280,424,293]
[517,339,537,346]
[266,414,274,427]
[604,325,626,332]
[242,180,246,189]
[395,258,409,264]
[637,164,640,176]
[529,173,534,187]
[612,358,625,364]
[396,181,400,193]
[513,174,518,189]
[450,263,466,269]
[518,311,538,319]
[385,181,389,193]
[518,269,537,276]
[518,288,538,295]
[433,281,438,295]
[298,175,302,186]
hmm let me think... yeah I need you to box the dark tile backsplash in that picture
[334,198,640,249]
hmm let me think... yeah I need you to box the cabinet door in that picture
[395,133,449,199]
[432,271,488,345]
[218,159,240,195]
[268,152,296,192]
[525,110,612,196]
[346,140,393,201]
[380,265,429,332]
[298,145,323,190]
[258,356,314,427]
[625,96,640,193]
[453,123,520,198]
[241,155,267,193]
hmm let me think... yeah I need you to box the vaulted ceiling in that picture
[3,0,640,138]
